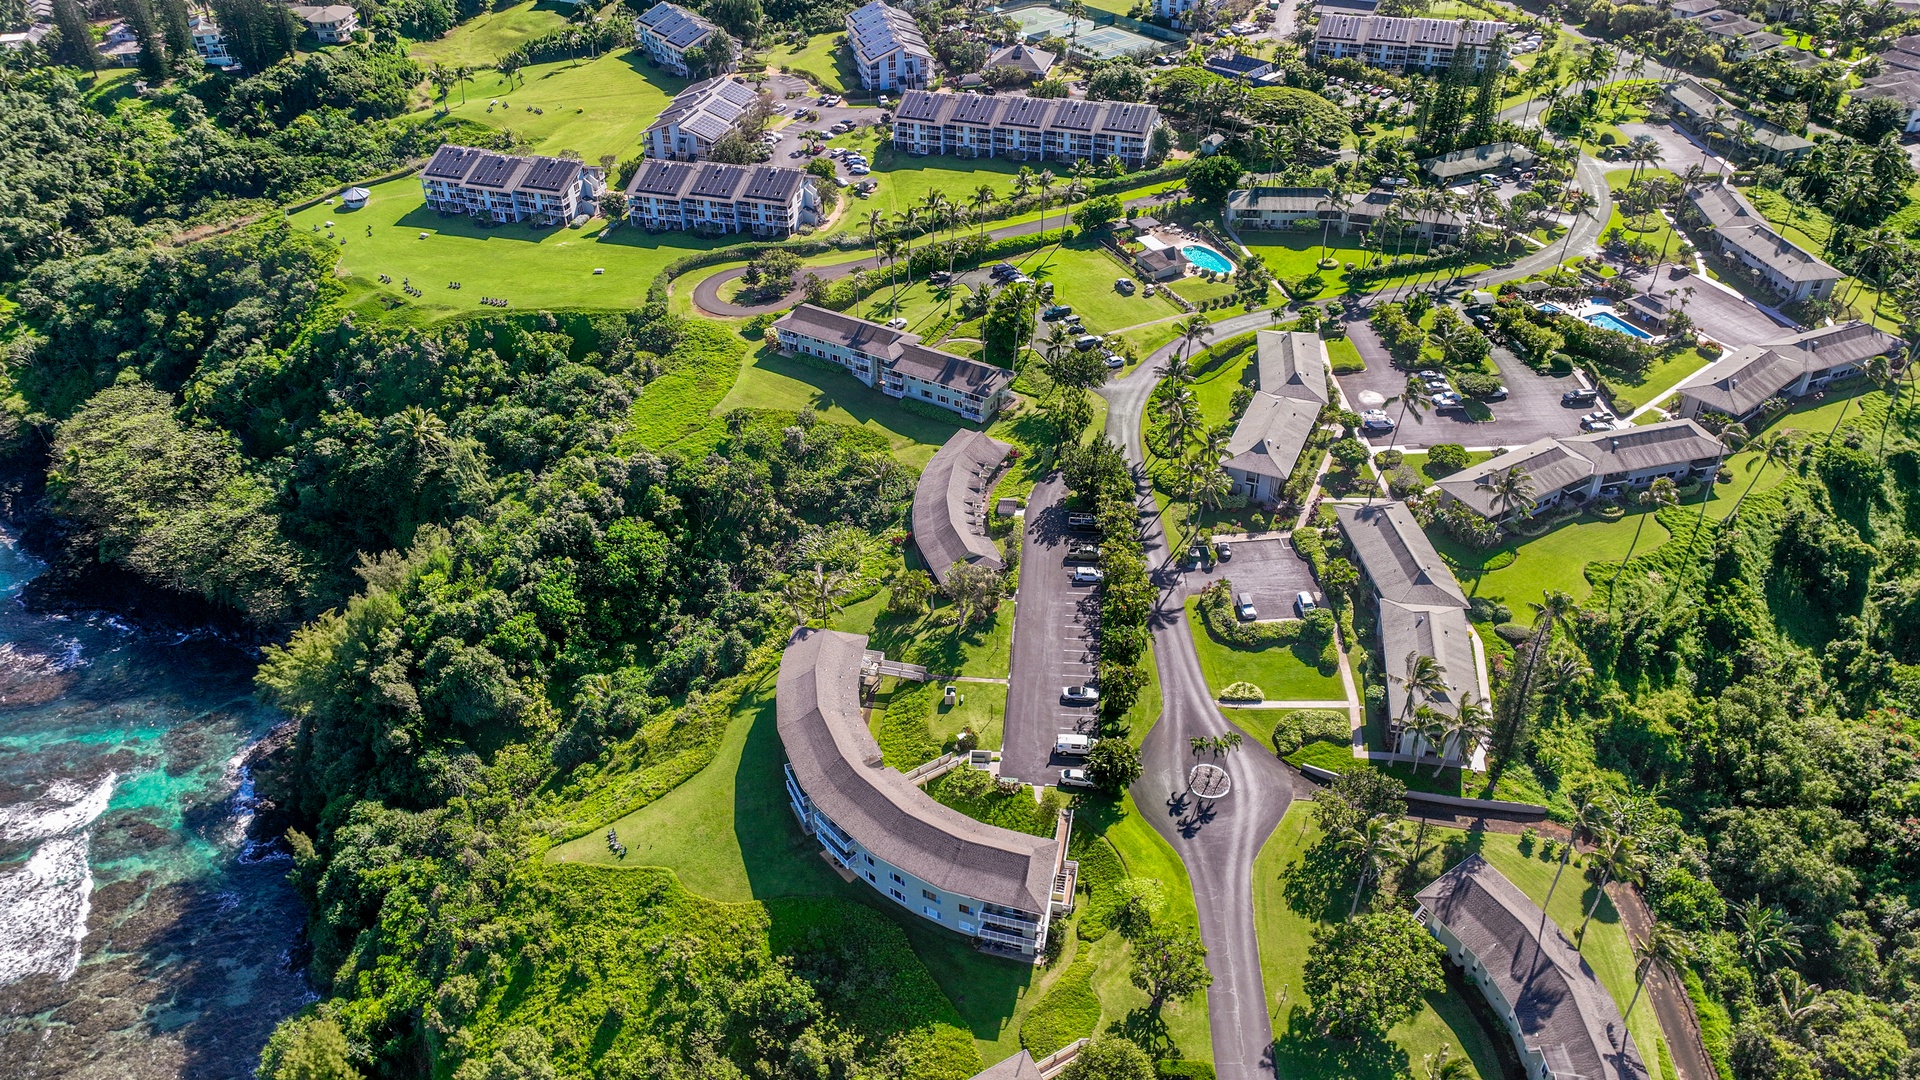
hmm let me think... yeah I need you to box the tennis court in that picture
[1006,6,1174,58]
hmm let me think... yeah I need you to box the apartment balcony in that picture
[981,904,1040,928]
[975,925,1035,949]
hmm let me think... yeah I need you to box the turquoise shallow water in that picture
[0,528,311,1079]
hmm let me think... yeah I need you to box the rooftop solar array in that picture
[892,91,1162,139]
[423,145,485,180]
[625,160,811,203]
[466,153,525,189]
[521,156,581,192]
[637,1,720,49]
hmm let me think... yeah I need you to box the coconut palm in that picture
[1161,389,1203,457]
[1538,792,1601,945]
[1621,922,1693,1040]
[1605,476,1678,614]
[865,209,885,250]
[1339,815,1413,916]
[1476,464,1537,524]
[1175,313,1214,364]
[1577,828,1640,946]
[1734,898,1806,975]
[1155,351,1196,387]
[1036,169,1057,235]
[1438,692,1492,775]
[971,184,996,241]
[879,237,904,302]
[1393,650,1449,750]
[1726,428,1799,523]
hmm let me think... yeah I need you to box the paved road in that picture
[1002,475,1103,785]
[1101,325,1298,1080]
[1467,151,1614,291]
[1610,877,1717,1080]
[1340,324,1590,450]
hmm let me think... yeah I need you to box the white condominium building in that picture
[891,90,1162,167]
[845,1,932,91]
[623,159,817,237]
[771,304,1013,423]
[420,145,605,225]
[645,76,761,161]
[1312,13,1508,72]
[633,1,730,77]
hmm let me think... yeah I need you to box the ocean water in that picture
[0,528,311,1079]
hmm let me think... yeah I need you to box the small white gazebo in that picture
[341,186,371,208]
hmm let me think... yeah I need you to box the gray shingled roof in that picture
[1417,855,1652,1080]
[913,430,1011,586]
[1675,321,1896,416]
[1435,420,1723,516]
[772,303,912,358]
[776,629,1060,915]
[1314,12,1507,47]
[1228,186,1351,215]
[1421,141,1536,179]
[892,343,1014,399]
[968,1052,1044,1079]
[1380,599,1480,721]
[1334,502,1469,609]
[1435,439,1593,519]
[984,42,1055,76]
[1255,330,1332,405]
[1222,392,1322,482]
[1686,182,1836,283]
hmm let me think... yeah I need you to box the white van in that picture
[1054,733,1094,757]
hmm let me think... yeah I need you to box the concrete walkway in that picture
[1102,321,1297,1080]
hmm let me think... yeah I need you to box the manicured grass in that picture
[1283,738,1550,805]
[1187,334,1258,426]
[1243,229,1365,296]
[1025,241,1185,335]
[1184,598,1347,702]
[1611,346,1712,414]
[834,590,1014,678]
[932,681,1009,752]
[1466,827,1667,1072]
[715,338,993,467]
[408,0,581,66]
[1398,449,1495,481]
[822,130,1031,237]
[1326,335,1365,373]
[767,31,862,95]
[420,47,688,163]
[286,176,729,319]
[1431,505,1676,610]
[1169,273,1239,305]
[1253,805,1508,1080]
[1114,317,1186,360]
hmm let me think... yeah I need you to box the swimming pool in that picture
[1585,309,1654,340]
[1183,244,1234,274]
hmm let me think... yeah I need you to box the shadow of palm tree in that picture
[1270,1006,1412,1080]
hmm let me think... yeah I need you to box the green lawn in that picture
[1114,318,1187,360]
[1283,738,1550,805]
[286,176,732,320]
[1398,449,1495,481]
[1184,598,1347,702]
[1432,507,1675,610]
[1610,346,1712,414]
[822,131,1032,238]
[1326,335,1364,373]
[1169,274,1239,305]
[834,590,1014,678]
[408,0,582,66]
[419,47,689,164]
[766,31,862,95]
[1025,242,1185,336]
[1188,336,1257,426]
[1253,806,1509,1080]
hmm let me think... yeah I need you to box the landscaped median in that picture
[1185,584,1345,703]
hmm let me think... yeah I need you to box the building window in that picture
[923,907,942,921]
[866,872,875,882]
[864,855,874,866]
[958,903,973,915]
[922,889,938,903]
[890,872,904,885]
[891,889,904,902]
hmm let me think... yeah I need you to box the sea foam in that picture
[0,772,116,986]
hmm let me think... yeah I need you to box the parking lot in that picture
[1178,536,1320,622]
[1340,319,1596,449]
[1000,478,1104,789]
[1615,263,1795,348]
[763,77,885,175]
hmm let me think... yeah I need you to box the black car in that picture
[1561,387,1599,407]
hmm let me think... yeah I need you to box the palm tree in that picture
[1491,589,1576,777]
[879,237,904,303]
[1577,828,1639,945]
[1162,390,1203,457]
[1726,428,1799,523]
[1606,476,1678,614]
[1538,792,1601,945]
[1734,898,1806,975]
[1176,314,1214,365]
[1155,351,1196,387]
[1476,465,1537,524]
[865,209,885,251]
[1340,815,1412,916]
[1621,922,1693,1041]
[1438,692,1492,775]
[1393,650,1449,753]
[971,184,996,240]
[894,207,921,288]
[1036,169,1057,235]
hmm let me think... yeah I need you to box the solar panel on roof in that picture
[1003,97,1050,126]
[952,96,999,124]
[521,157,577,192]
[899,91,944,121]
[1053,101,1097,130]
[689,163,745,199]
[631,161,693,196]
[743,167,801,202]
[425,146,480,179]
[468,154,519,188]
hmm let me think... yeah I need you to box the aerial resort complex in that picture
[18,0,1918,1077]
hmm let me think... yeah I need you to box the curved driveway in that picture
[1100,317,1297,1080]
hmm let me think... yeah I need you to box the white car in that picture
[885,316,908,329]
[1071,566,1105,585]
[1058,768,1095,790]
[1360,409,1395,432]
[1432,391,1466,410]
[1061,685,1101,704]
[849,164,871,176]
[1580,410,1618,431]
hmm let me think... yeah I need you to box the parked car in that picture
[928,270,952,285]
[1058,767,1095,790]
[1236,591,1258,620]
[1294,591,1317,617]
[1073,334,1101,351]
[1580,410,1618,431]
[1562,387,1599,407]
[1042,304,1072,320]
[1054,733,1093,756]
[1064,541,1100,562]
[1481,383,1509,401]
[885,316,908,329]
[1432,391,1465,410]
[991,262,1019,280]
[1360,409,1396,432]
[1103,352,1126,369]
[849,164,871,176]
[1214,540,1231,560]
[1071,566,1105,585]
[1416,369,1450,390]
[1066,512,1098,530]
[1115,278,1135,294]
[1061,685,1101,705]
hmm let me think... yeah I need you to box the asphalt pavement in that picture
[1339,327,1592,450]
[1100,323,1298,1080]
[1002,475,1104,787]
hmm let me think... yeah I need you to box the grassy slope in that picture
[832,590,1015,679]
[1184,598,1346,701]
[418,47,688,164]
[409,0,579,65]
[767,31,863,95]
[1252,806,1508,1080]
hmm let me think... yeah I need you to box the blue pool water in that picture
[1586,309,1654,340]
[1182,244,1233,274]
